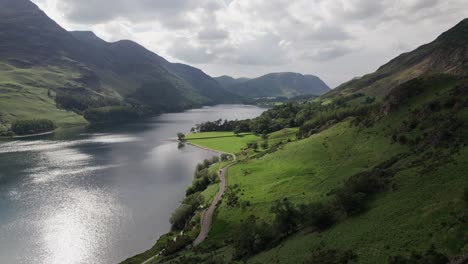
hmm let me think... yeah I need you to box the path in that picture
[193,161,235,245]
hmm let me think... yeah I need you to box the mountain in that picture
[221,72,330,98]
[214,75,251,89]
[0,0,240,134]
[328,18,468,98]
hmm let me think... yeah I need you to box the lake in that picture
[0,105,266,264]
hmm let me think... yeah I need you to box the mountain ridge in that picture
[215,72,330,98]
[328,18,468,98]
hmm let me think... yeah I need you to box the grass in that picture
[209,121,405,242]
[186,128,299,154]
[0,62,88,128]
[186,132,260,153]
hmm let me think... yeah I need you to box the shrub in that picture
[233,215,275,260]
[300,202,336,230]
[270,198,300,236]
[162,235,192,256]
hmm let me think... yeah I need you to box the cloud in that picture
[302,46,353,61]
[32,0,468,87]
[197,28,229,41]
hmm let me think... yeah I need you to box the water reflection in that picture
[0,105,266,264]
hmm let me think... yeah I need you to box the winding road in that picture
[193,161,234,245]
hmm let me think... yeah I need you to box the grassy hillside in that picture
[327,18,468,99]
[152,75,467,264]
[0,61,87,133]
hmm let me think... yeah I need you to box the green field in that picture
[186,132,260,153]
[186,128,299,155]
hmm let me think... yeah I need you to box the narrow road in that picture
[193,161,234,246]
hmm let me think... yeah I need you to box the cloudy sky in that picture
[32,0,467,87]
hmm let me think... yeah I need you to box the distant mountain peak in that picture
[216,72,330,98]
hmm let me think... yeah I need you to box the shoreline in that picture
[0,129,57,140]
[138,141,236,264]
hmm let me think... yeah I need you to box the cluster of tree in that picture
[233,156,401,260]
[11,119,56,136]
[55,91,119,114]
[161,235,193,257]
[169,193,204,231]
[192,118,251,134]
[390,83,467,150]
[298,104,377,138]
[83,106,141,123]
[171,156,220,230]
[194,93,377,138]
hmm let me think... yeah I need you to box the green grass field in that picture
[186,128,299,155]
[186,132,260,153]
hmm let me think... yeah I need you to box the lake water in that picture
[0,105,265,264]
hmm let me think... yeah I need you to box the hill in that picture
[127,18,468,264]
[218,72,330,98]
[0,0,241,135]
[327,18,468,98]
[214,75,251,89]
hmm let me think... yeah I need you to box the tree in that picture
[261,141,269,150]
[177,132,186,141]
[300,202,336,230]
[270,198,300,236]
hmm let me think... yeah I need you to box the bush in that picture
[11,119,56,135]
[270,198,300,236]
[300,202,336,230]
[162,235,192,256]
[169,204,194,231]
[233,215,275,260]
[169,194,203,231]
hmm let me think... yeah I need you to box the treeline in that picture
[83,106,141,123]
[170,156,220,231]
[55,91,152,123]
[233,156,402,261]
[193,93,376,137]
[11,119,56,136]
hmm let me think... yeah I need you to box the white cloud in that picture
[31,0,468,87]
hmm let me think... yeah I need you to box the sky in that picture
[31,0,467,88]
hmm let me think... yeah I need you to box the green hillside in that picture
[139,18,468,264]
[152,74,467,264]
[327,18,468,98]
